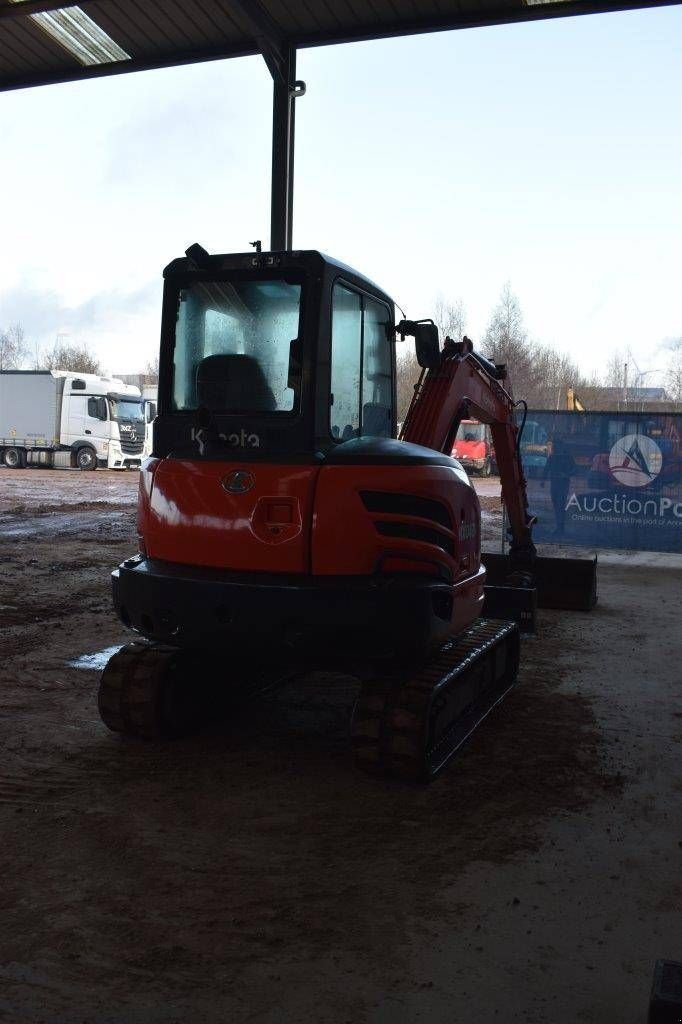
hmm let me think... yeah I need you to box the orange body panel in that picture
[138,455,486,638]
[139,458,319,573]
[312,462,484,634]
[312,464,478,576]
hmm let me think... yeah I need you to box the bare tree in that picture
[39,339,102,375]
[400,283,627,416]
[433,296,467,343]
[482,283,527,351]
[528,343,595,408]
[396,348,421,425]
[480,284,593,407]
[481,282,535,397]
[664,339,682,402]
[0,322,28,370]
[143,354,159,382]
[604,349,627,390]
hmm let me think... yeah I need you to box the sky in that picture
[0,4,680,383]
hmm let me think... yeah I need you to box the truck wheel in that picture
[76,447,97,471]
[482,458,492,477]
[4,448,23,469]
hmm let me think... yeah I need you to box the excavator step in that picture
[351,619,520,783]
[482,553,597,612]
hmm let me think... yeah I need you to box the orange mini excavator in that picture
[98,246,596,781]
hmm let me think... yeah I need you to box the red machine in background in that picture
[451,419,496,477]
[98,247,596,781]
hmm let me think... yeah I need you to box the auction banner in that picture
[518,411,682,553]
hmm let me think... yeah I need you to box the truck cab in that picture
[55,373,146,469]
[0,370,146,470]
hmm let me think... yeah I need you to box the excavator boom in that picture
[398,328,597,615]
[402,337,536,566]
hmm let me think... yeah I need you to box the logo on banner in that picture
[608,434,662,488]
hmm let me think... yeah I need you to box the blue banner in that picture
[518,411,682,552]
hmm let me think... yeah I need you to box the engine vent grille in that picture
[374,521,455,558]
[360,491,452,529]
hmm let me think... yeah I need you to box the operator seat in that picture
[362,401,391,437]
[196,354,277,412]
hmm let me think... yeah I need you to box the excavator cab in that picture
[154,248,397,462]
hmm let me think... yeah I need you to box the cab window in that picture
[330,284,392,441]
[172,277,302,414]
[87,397,107,420]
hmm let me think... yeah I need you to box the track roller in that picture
[97,641,207,740]
[351,619,520,783]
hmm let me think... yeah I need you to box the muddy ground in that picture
[0,468,680,1024]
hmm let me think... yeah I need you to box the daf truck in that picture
[0,370,146,470]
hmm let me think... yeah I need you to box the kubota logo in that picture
[222,470,255,494]
[191,427,260,455]
[609,434,662,488]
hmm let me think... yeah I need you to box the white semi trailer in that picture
[0,370,146,470]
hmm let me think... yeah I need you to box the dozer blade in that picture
[351,619,520,783]
[483,583,537,634]
[482,552,597,612]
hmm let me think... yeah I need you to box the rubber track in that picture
[97,642,181,740]
[351,619,520,782]
[97,643,301,742]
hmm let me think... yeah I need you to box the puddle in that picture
[68,645,123,670]
[0,509,130,539]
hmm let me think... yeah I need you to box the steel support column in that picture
[228,1,303,251]
[270,45,296,251]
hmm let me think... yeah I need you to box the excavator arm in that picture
[401,336,536,567]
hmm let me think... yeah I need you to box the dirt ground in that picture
[0,468,680,1024]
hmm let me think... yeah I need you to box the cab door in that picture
[65,394,87,442]
[86,396,109,442]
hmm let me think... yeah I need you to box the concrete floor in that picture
[0,469,680,1023]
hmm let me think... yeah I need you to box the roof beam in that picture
[226,0,290,84]
[0,40,259,93]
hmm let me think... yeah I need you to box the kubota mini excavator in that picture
[98,246,596,781]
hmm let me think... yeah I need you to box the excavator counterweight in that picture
[98,247,596,780]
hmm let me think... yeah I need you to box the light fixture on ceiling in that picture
[11,1,130,65]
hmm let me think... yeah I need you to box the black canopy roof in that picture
[1,0,678,94]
